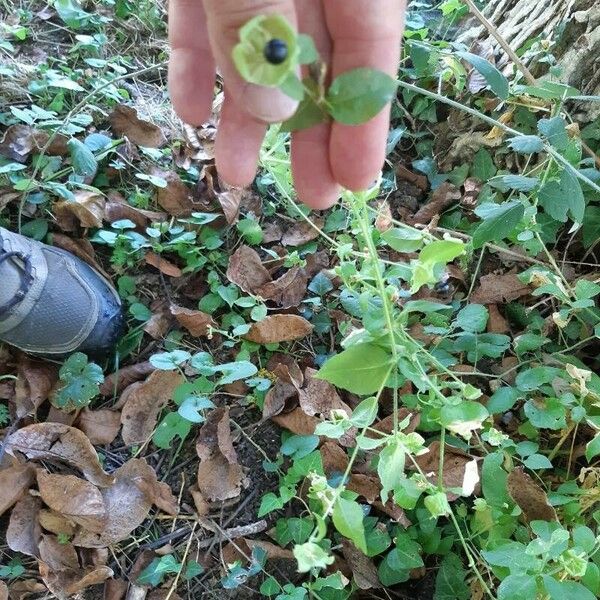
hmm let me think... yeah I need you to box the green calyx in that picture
[232,14,299,87]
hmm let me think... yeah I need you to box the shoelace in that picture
[0,250,34,318]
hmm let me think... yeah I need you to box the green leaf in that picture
[542,576,597,600]
[585,432,600,461]
[497,574,538,600]
[434,553,470,600]
[51,352,104,411]
[582,206,600,248]
[298,34,318,64]
[258,492,285,517]
[137,555,181,586]
[419,239,465,264]
[389,534,424,570]
[472,200,525,248]
[293,542,334,573]
[149,350,191,370]
[457,51,509,99]
[440,401,489,438]
[508,135,545,154]
[177,396,214,423]
[350,397,379,428]
[424,491,451,517]
[260,576,280,596]
[332,497,367,553]
[456,304,488,333]
[281,80,329,132]
[482,542,541,573]
[327,68,398,126]
[381,228,423,252]
[316,343,392,395]
[153,412,192,449]
[482,451,511,507]
[487,387,520,414]
[520,81,580,100]
[471,148,497,180]
[538,167,585,223]
[378,441,406,503]
[524,398,566,430]
[280,73,305,101]
[538,116,570,151]
[488,175,539,192]
[67,138,97,178]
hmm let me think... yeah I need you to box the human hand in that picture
[168,0,406,209]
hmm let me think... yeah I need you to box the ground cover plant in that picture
[1,1,600,599]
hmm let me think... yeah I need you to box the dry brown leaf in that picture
[73,459,163,547]
[216,189,242,224]
[342,540,381,590]
[348,474,380,504]
[170,304,214,337]
[369,409,421,437]
[103,578,128,600]
[100,362,154,397]
[104,201,165,230]
[144,252,182,278]
[136,478,179,516]
[195,407,247,502]
[298,367,350,418]
[49,234,109,280]
[471,273,531,304]
[256,267,309,309]
[5,578,46,600]
[54,191,106,231]
[226,245,272,294]
[507,467,558,523]
[396,164,428,191]
[121,370,184,446]
[143,308,174,340]
[271,407,319,436]
[281,217,324,247]
[39,561,113,600]
[487,304,509,334]
[39,534,79,572]
[321,441,349,475]
[4,423,114,487]
[0,581,6,600]
[0,464,36,517]
[413,441,479,501]
[14,355,59,418]
[37,471,107,533]
[7,494,41,557]
[76,408,121,446]
[0,125,36,162]
[38,509,76,536]
[244,314,313,344]
[374,200,393,233]
[109,104,166,147]
[155,171,196,216]
[262,377,298,420]
[408,182,461,225]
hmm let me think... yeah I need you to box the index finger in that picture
[323,0,406,190]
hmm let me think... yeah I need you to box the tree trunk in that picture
[458,0,600,119]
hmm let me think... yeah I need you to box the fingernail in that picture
[243,83,298,123]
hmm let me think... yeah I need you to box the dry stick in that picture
[462,0,536,85]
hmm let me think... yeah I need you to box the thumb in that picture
[203,0,299,123]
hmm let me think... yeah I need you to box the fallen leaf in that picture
[38,509,76,536]
[5,579,46,600]
[39,534,79,572]
[374,200,393,233]
[136,478,179,516]
[7,494,41,557]
[396,164,428,191]
[342,540,381,589]
[413,441,479,501]
[244,314,313,344]
[347,474,380,504]
[73,459,165,547]
[103,579,128,600]
[37,471,107,533]
[298,367,350,418]
[248,539,295,561]
[14,355,59,418]
[281,217,324,247]
[170,304,214,337]
[39,562,113,600]
[0,464,36,517]
[49,234,109,280]
[76,408,121,446]
[408,182,461,225]
[0,125,36,162]
[272,407,319,436]
[145,252,183,278]
[196,407,247,502]
[256,267,309,309]
[4,423,114,487]
[262,376,298,420]
[155,171,196,217]
[109,104,166,147]
[54,191,106,231]
[368,409,421,437]
[471,273,531,304]
[507,467,558,523]
[226,245,272,294]
[100,362,155,397]
[216,189,242,224]
[0,582,6,600]
[487,304,509,333]
[143,308,174,340]
[121,370,184,445]
[321,441,349,476]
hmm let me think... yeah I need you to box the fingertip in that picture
[243,84,299,123]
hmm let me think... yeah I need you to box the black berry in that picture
[264,39,288,65]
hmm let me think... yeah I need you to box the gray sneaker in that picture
[0,227,123,357]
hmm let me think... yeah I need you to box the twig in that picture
[462,0,536,85]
